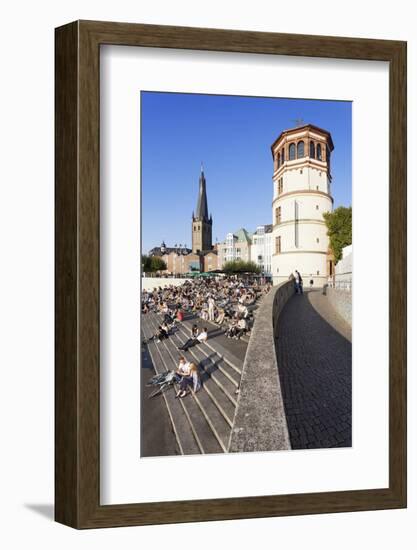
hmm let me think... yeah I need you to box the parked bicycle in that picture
[146,370,177,398]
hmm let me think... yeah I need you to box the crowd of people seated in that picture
[141,276,272,344]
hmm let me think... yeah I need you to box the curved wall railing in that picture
[228,281,294,453]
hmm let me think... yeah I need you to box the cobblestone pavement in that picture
[276,289,352,449]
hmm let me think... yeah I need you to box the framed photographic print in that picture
[55,20,406,528]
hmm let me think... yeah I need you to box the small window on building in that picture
[300,169,303,174]
[289,143,296,160]
[275,236,281,254]
[281,147,285,162]
[297,141,305,158]
[277,152,280,168]
[316,238,319,243]
[316,270,320,275]
[316,185,319,190]
[317,143,322,160]
[316,205,319,210]
[310,141,315,158]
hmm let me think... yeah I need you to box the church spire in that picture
[195,164,209,221]
[191,165,213,254]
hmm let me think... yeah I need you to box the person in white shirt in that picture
[177,327,208,352]
[175,357,191,397]
[235,317,247,340]
[177,362,201,398]
[208,296,215,321]
[196,327,208,343]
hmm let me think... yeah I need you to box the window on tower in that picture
[289,143,296,160]
[275,206,281,225]
[281,147,285,163]
[297,141,305,158]
[275,236,281,254]
[317,143,322,160]
[277,152,281,167]
[310,140,315,158]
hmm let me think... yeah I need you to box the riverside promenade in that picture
[276,289,352,449]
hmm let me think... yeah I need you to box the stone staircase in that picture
[141,312,243,455]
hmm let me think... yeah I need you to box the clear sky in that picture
[141,92,352,253]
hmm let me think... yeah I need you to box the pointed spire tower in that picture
[192,164,213,254]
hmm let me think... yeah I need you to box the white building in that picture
[271,124,335,286]
[217,228,252,268]
[251,225,273,276]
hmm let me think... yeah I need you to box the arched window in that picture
[317,143,322,160]
[277,152,281,167]
[297,141,304,158]
[289,143,296,160]
[310,141,315,158]
[281,147,285,163]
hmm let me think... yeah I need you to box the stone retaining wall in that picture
[228,281,293,453]
[325,287,352,326]
[142,277,191,291]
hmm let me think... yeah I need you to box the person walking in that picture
[295,270,303,294]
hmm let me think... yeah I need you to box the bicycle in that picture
[147,370,177,398]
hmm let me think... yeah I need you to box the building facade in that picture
[217,228,252,269]
[251,225,273,276]
[271,124,334,286]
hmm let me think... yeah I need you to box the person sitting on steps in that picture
[177,324,198,351]
[176,362,201,398]
[179,327,208,351]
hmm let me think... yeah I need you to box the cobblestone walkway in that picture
[276,289,352,449]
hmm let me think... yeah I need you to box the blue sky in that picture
[141,92,351,253]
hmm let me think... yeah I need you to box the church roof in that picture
[149,246,191,256]
[194,167,209,221]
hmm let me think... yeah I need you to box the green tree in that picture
[323,206,352,262]
[142,255,167,273]
[223,260,261,274]
[141,255,151,272]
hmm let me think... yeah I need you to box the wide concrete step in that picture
[180,317,243,377]
[141,324,201,455]
[162,333,232,451]
[173,322,241,389]
[170,329,237,426]
[145,313,225,453]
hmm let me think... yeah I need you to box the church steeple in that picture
[192,165,213,254]
[195,165,209,221]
